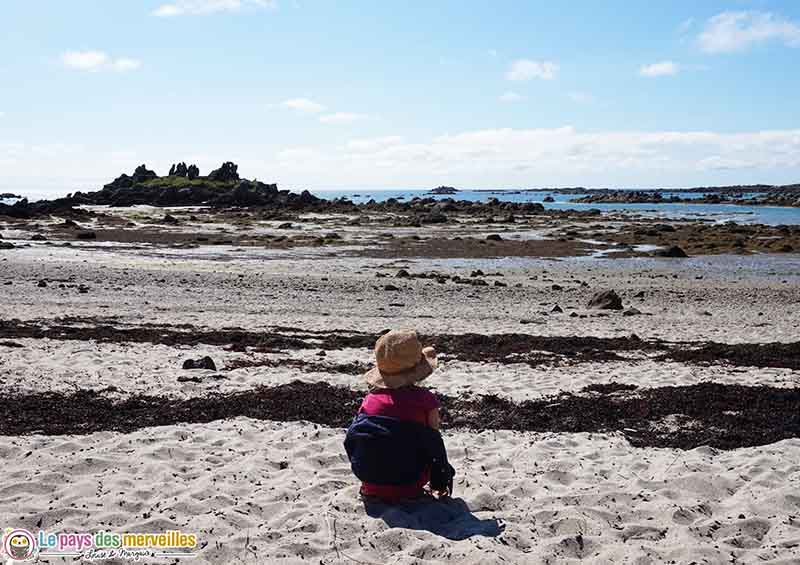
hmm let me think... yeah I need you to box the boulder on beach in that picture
[182,356,217,371]
[654,246,689,258]
[588,290,623,310]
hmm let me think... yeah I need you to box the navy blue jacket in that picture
[344,413,455,493]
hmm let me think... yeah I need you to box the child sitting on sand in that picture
[344,329,454,502]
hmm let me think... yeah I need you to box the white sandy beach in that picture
[2,234,800,564]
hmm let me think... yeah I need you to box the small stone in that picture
[37,280,47,288]
[485,234,503,242]
[551,304,563,313]
[383,284,400,291]
[587,290,623,310]
[182,356,217,371]
[177,375,203,383]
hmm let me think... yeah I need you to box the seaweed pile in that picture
[2,381,798,450]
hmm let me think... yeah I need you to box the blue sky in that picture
[2,0,800,195]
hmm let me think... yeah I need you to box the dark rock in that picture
[486,234,503,242]
[0,242,15,250]
[132,164,157,184]
[396,269,410,278]
[551,304,563,313]
[494,281,507,287]
[654,246,689,258]
[543,196,555,203]
[31,234,47,241]
[163,214,179,225]
[623,308,642,316]
[277,222,293,229]
[383,284,400,291]
[177,375,203,383]
[76,231,96,240]
[208,161,240,182]
[587,290,623,310]
[182,356,217,371]
[37,280,47,288]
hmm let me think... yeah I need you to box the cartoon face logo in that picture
[2,529,36,561]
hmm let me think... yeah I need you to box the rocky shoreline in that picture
[2,163,800,259]
[571,186,800,207]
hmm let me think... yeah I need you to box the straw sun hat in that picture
[364,329,438,389]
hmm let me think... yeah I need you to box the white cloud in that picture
[281,98,326,114]
[345,136,404,152]
[61,51,142,72]
[319,112,368,124]
[258,127,800,186]
[499,91,523,103]
[506,59,558,81]
[567,91,594,103]
[5,127,800,193]
[639,61,680,77]
[697,11,800,53]
[152,0,275,17]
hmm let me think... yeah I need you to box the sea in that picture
[4,189,800,226]
[312,189,800,226]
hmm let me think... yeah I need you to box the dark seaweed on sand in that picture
[2,381,798,451]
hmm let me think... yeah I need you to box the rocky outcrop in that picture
[573,191,671,205]
[208,162,239,182]
[571,186,800,208]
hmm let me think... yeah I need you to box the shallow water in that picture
[313,189,800,226]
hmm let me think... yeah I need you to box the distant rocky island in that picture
[73,161,322,208]
[429,186,459,195]
[0,162,329,218]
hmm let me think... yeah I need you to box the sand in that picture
[3,420,800,564]
[2,225,800,563]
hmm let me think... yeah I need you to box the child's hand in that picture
[430,487,450,499]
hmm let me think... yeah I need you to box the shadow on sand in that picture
[362,496,505,541]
